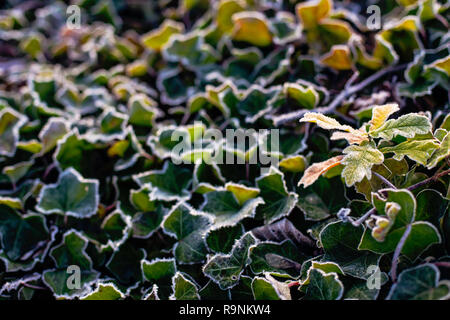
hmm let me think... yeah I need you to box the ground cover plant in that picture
[0,0,449,300]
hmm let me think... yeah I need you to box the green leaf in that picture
[206,224,244,253]
[427,131,450,169]
[133,162,192,202]
[342,143,384,187]
[0,107,26,157]
[106,241,145,285]
[0,205,50,261]
[81,283,124,300]
[249,240,306,277]
[203,232,257,289]
[359,189,442,260]
[251,277,281,300]
[36,168,99,218]
[303,269,344,300]
[388,264,450,300]
[43,268,99,299]
[170,272,200,300]
[320,221,381,279]
[255,167,298,224]
[162,203,211,264]
[380,139,439,165]
[49,230,92,270]
[369,113,432,140]
[201,189,264,228]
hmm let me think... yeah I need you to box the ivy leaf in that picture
[162,203,212,264]
[369,113,432,140]
[359,189,441,260]
[49,230,92,270]
[251,277,281,300]
[38,117,70,154]
[0,107,26,157]
[141,258,176,299]
[249,240,306,277]
[206,224,244,254]
[0,205,49,261]
[201,189,264,229]
[380,139,439,165]
[81,283,124,300]
[36,168,99,218]
[231,12,272,47]
[320,221,381,279]
[203,232,257,290]
[42,268,99,299]
[133,162,192,202]
[170,272,200,300]
[387,264,450,300]
[342,143,384,187]
[141,20,184,51]
[256,167,298,223]
[303,269,344,300]
[106,241,145,285]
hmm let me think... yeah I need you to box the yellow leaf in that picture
[320,45,353,70]
[231,11,272,47]
[225,182,260,206]
[141,20,184,51]
[428,56,450,76]
[300,113,365,138]
[369,103,400,131]
[330,131,368,145]
[296,0,332,29]
[217,0,245,33]
[298,155,344,188]
[279,155,307,172]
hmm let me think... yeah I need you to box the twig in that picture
[433,262,450,268]
[372,172,397,189]
[274,64,407,126]
[351,207,377,227]
[390,223,412,282]
[407,168,450,191]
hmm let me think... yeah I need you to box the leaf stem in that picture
[351,207,377,227]
[390,223,412,282]
[407,168,450,191]
[372,172,397,189]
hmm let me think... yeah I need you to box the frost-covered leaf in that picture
[256,167,298,223]
[0,107,26,157]
[369,113,432,140]
[381,139,439,165]
[303,269,344,300]
[203,232,257,289]
[162,203,211,264]
[170,272,200,300]
[299,155,343,188]
[81,283,124,300]
[249,240,306,277]
[342,143,384,187]
[36,168,99,218]
[388,264,450,300]
[427,131,450,169]
[320,221,380,279]
[369,104,400,131]
[201,189,264,229]
[133,162,192,202]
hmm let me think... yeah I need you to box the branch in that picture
[274,64,407,126]
[372,172,397,189]
[390,223,412,282]
[351,207,377,227]
[407,168,450,191]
